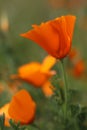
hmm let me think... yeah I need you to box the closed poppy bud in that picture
[21,15,76,59]
[8,89,36,125]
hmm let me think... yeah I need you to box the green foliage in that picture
[0,113,5,130]
[9,120,21,130]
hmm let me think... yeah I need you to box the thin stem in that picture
[60,59,68,121]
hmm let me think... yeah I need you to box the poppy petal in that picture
[18,62,41,79]
[8,90,36,124]
[65,15,76,40]
[21,21,59,57]
[42,81,54,97]
[41,55,56,72]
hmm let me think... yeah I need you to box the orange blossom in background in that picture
[69,48,85,77]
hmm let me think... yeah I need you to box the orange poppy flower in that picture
[0,89,36,126]
[8,89,36,125]
[11,55,56,96]
[21,15,76,59]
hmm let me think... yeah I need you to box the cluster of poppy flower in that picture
[0,15,76,127]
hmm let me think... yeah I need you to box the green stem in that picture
[60,59,68,121]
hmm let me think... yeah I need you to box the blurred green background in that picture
[0,0,87,130]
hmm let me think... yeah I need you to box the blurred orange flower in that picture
[47,0,87,10]
[69,48,78,61]
[0,12,9,32]
[73,60,85,77]
[68,48,85,77]
[21,15,76,59]
[0,83,5,94]
[67,0,87,9]
[48,0,65,9]
[11,55,56,96]
[0,89,36,126]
